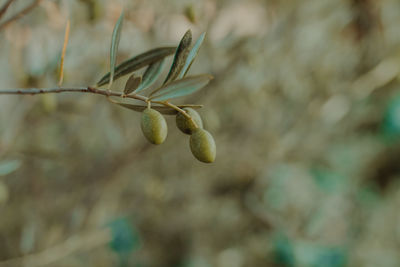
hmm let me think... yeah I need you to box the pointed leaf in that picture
[109,11,124,89]
[179,32,205,78]
[97,47,176,86]
[124,74,142,94]
[162,30,192,85]
[150,74,212,101]
[114,103,202,115]
[134,59,164,93]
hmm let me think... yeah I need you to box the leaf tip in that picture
[183,29,192,43]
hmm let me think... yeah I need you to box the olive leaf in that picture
[109,11,124,89]
[124,74,142,94]
[134,59,164,93]
[162,29,192,85]
[149,74,212,101]
[115,103,203,115]
[97,47,176,86]
[179,32,206,78]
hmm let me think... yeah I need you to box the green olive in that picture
[190,128,216,163]
[141,108,168,144]
[176,108,203,135]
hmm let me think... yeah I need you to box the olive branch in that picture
[0,11,216,163]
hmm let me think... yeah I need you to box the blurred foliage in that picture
[382,94,400,140]
[108,218,140,255]
[1,0,400,266]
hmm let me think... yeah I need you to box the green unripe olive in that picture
[176,108,203,134]
[190,128,216,163]
[141,108,168,144]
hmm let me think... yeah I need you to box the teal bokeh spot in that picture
[356,185,381,209]
[273,233,295,267]
[310,167,345,193]
[382,94,400,140]
[108,218,140,254]
[295,240,347,267]
[272,233,348,267]
[0,160,21,176]
[313,247,347,267]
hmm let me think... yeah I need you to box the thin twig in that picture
[58,19,70,87]
[0,86,148,102]
[0,87,199,124]
[0,0,15,20]
[0,0,42,30]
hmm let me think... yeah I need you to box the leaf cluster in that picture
[98,13,211,113]
[93,11,216,163]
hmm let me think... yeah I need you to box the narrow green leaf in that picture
[109,11,124,89]
[114,103,203,115]
[97,47,176,86]
[134,59,164,93]
[162,30,192,85]
[124,74,142,94]
[150,74,212,101]
[179,32,206,78]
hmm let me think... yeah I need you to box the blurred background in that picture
[1,0,400,266]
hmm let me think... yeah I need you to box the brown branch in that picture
[0,0,16,20]
[0,0,42,30]
[0,86,149,102]
[0,86,201,122]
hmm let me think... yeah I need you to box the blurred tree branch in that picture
[0,0,42,30]
[0,0,15,20]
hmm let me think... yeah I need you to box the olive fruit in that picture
[141,108,168,144]
[190,128,216,163]
[176,108,203,134]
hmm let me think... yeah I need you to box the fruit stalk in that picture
[161,101,198,129]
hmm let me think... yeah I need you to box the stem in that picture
[160,101,198,128]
